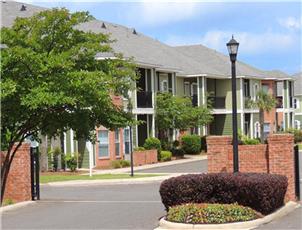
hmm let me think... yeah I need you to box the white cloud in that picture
[278,17,301,30]
[125,2,201,27]
[165,30,297,55]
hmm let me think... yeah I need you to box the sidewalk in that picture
[81,154,207,175]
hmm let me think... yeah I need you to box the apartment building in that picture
[293,73,302,129]
[1,1,295,168]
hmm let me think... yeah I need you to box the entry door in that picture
[137,115,148,147]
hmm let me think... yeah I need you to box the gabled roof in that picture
[292,72,302,96]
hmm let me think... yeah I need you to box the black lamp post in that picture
[226,35,239,173]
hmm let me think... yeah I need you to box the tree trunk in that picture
[259,109,265,144]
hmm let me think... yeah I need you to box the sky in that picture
[23,0,301,75]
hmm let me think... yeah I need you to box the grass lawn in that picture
[40,173,164,184]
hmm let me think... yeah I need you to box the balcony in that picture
[208,96,226,109]
[276,96,283,108]
[137,91,153,108]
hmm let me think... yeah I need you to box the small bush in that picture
[181,134,201,154]
[159,173,287,215]
[171,147,185,158]
[3,198,14,206]
[111,159,131,168]
[144,137,161,151]
[134,146,145,151]
[166,203,260,224]
[65,153,77,172]
[160,151,172,162]
[239,133,260,145]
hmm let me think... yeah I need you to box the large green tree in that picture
[0,8,136,202]
[248,90,277,143]
[155,93,212,139]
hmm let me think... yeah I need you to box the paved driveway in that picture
[3,183,165,229]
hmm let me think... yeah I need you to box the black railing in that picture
[137,91,153,108]
[276,96,283,108]
[294,145,300,200]
[208,96,226,109]
[192,94,198,107]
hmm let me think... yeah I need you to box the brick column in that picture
[207,136,232,173]
[3,143,31,203]
[267,134,295,201]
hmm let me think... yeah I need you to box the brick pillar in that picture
[3,143,31,203]
[267,134,295,201]
[207,136,232,173]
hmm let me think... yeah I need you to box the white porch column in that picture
[86,141,94,177]
[240,78,244,132]
[152,114,155,138]
[197,77,201,135]
[250,113,254,138]
[70,129,74,154]
[63,132,67,154]
[202,76,207,135]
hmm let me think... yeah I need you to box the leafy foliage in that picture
[247,90,276,143]
[0,8,136,201]
[159,173,287,215]
[155,92,212,133]
[238,133,260,145]
[111,159,130,169]
[143,137,161,160]
[133,147,145,151]
[160,151,172,162]
[65,153,77,172]
[181,134,201,154]
[166,203,259,224]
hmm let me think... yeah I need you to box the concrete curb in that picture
[82,155,207,175]
[0,201,35,213]
[155,201,300,230]
[41,173,189,187]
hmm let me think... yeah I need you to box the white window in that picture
[124,127,130,155]
[191,83,198,96]
[295,120,301,129]
[254,122,260,138]
[115,129,120,156]
[98,130,109,158]
[184,82,190,96]
[262,84,269,94]
[161,80,168,92]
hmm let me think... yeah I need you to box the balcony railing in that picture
[137,91,153,108]
[208,96,226,109]
[276,96,283,108]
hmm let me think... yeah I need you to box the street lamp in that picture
[226,35,239,173]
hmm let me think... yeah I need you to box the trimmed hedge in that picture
[167,203,259,224]
[160,151,172,162]
[159,173,287,215]
[181,134,201,154]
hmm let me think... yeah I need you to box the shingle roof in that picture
[1,1,292,80]
[292,72,302,96]
[174,44,291,79]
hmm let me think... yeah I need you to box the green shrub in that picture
[181,134,201,154]
[171,147,185,158]
[239,133,260,145]
[111,159,131,168]
[160,151,172,162]
[166,203,259,224]
[3,198,14,206]
[144,137,161,152]
[65,153,77,172]
[134,146,145,151]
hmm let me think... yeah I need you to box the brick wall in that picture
[2,143,31,203]
[133,149,157,166]
[207,134,296,201]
